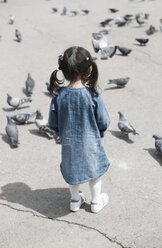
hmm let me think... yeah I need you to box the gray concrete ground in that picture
[0,0,162,247]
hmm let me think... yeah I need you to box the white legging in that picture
[69,177,101,203]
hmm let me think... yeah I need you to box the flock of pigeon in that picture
[1,1,162,157]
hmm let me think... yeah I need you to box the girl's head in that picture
[49,46,98,96]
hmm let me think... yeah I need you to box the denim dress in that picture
[48,86,110,185]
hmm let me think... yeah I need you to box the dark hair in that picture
[49,46,98,96]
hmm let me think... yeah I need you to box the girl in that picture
[48,46,110,213]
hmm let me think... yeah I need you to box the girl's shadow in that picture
[144,148,162,166]
[0,182,71,218]
[109,130,134,144]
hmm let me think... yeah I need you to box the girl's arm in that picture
[48,97,59,137]
[95,94,110,137]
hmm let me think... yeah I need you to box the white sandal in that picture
[91,193,109,213]
[70,193,86,212]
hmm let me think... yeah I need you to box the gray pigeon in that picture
[136,38,149,46]
[81,9,89,15]
[35,110,48,129]
[117,46,132,56]
[10,112,36,124]
[144,13,149,20]
[5,116,19,148]
[45,82,50,93]
[108,77,130,87]
[152,135,162,155]
[115,17,127,27]
[146,25,158,35]
[9,16,15,24]
[92,33,108,53]
[109,8,119,13]
[136,14,145,25]
[25,73,35,96]
[70,11,79,16]
[51,8,58,13]
[35,110,55,139]
[61,6,67,15]
[7,93,32,109]
[118,112,139,135]
[100,45,117,60]
[15,29,22,42]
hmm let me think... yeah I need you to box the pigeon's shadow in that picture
[2,106,30,112]
[144,148,162,166]
[133,43,145,47]
[13,39,21,42]
[0,182,71,218]
[28,129,53,140]
[22,87,27,95]
[104,86,124,91]
[0,133,18,148]
[109,130,134,144]
[115,53,128,57]
[42,91,51,97]
[0,133,10,145]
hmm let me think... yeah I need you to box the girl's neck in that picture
[68,79,85,89]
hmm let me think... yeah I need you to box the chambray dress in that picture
[48,86,110,185]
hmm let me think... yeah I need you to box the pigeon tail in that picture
[10,137,18,148]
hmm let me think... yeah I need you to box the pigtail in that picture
[49,69,64,96]
[87,60,99,95]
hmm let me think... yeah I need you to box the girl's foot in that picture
[91,193,109,213]
[70,193,86,212]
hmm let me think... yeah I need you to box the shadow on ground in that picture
[0,182,73,218]
[2,106,30,112]
[109,130,134,144]
[144,148,162,166]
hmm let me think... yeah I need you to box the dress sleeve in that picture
[48,97,59,137]
[94,94,110,137]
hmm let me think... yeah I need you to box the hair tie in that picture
[86,57,89,61]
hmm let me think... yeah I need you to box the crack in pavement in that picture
[0,201,131,248]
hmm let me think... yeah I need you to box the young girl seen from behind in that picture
[48,46,110,213]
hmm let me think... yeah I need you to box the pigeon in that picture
[115,17,127,27]
[109,8,119,13]
[35,110,55,138]
[152,135,162,155]
[136,14,145,25]
[160,25,162,33]
[124,14,134,22]
[92,33,108,53]
[100,45,117,59]
[146,25,158,35]
[100,18,113,27]
[25,73,35,96]
[118,112,139,135]
[4,0,7,2]
[0,34,2,41]
[51,8,58,13]
[15,29,22,42]
[10,112,36,124]
[70,11,79,16]
[81,9,89,15]
[117,46,132,56]
[35,110,48,129]
[144,13,149,20]
[45,82,50,93]
[7,93,32,109]
[9,15,15,24]
[136,38,149,45]
[61,6,67,16]
[108,77,130,87]
[5,116,19,148]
